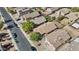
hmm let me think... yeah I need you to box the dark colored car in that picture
[14,38,19,43]
[7,25,14,29]
[16,18,21,21]
[5,19,12,23]
[31,46,37,51]
[13,23,19,28]
[13,33,17,38]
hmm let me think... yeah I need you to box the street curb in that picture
[4,8,38,50]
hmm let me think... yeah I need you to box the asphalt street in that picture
[0,7,32,51]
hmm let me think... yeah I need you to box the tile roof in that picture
[72,23,79,29]
[31,16,46,25]
[22,11,40,18]
[45,29,70,50]
[33,22,57,34]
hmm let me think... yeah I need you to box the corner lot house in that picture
[14,7,32,16]
[44,29,70,51]
[33,22,57,34]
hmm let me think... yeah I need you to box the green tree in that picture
[38,7,45,12]
[7,7,17,14]
[0,21,4,30]
[22,21,35,33]
[52,17,56,21]
[9,10,17,14]
[45,16,55,22]
[30,32,43,41]
[57,16,65,21]
[71,7,79,12]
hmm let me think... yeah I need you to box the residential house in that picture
[21,11,40,20]
[58,37,79,51]
[33,22,57,35]
[31,16,46,25]
[60,12,79,25]
[65,12,79,22]
[72,23,79,29]
[43,8,52,15]
[50,7,61,12]
[16,7,32,16]
[12,7,34,19]
[56,8,71,16]
[63,25,79,37]
[49,8,70,18]
[44,29,70,51]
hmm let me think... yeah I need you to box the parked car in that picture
[31,46,37,51]
[13,23,19,28]
[5,19,12,23]
[14,38,19,43]
[16,18,21,21]
[7,25,14,29]
[13,33,17,38]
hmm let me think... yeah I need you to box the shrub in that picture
[7,7,17,14]
[9,10,17,14]
[30,32,43,41]
[45,16,55,22]
[0,21,4,30]
[60,19,71,26]
[22,21,35,33]
[71,7,79,12]
[38,7,45,12]
[57,16,65,21]
[52,17,56,21]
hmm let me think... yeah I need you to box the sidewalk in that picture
[2,19,19,50]
[5,8,37,50]
[0,13,19,51]
[7,27,19,51]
